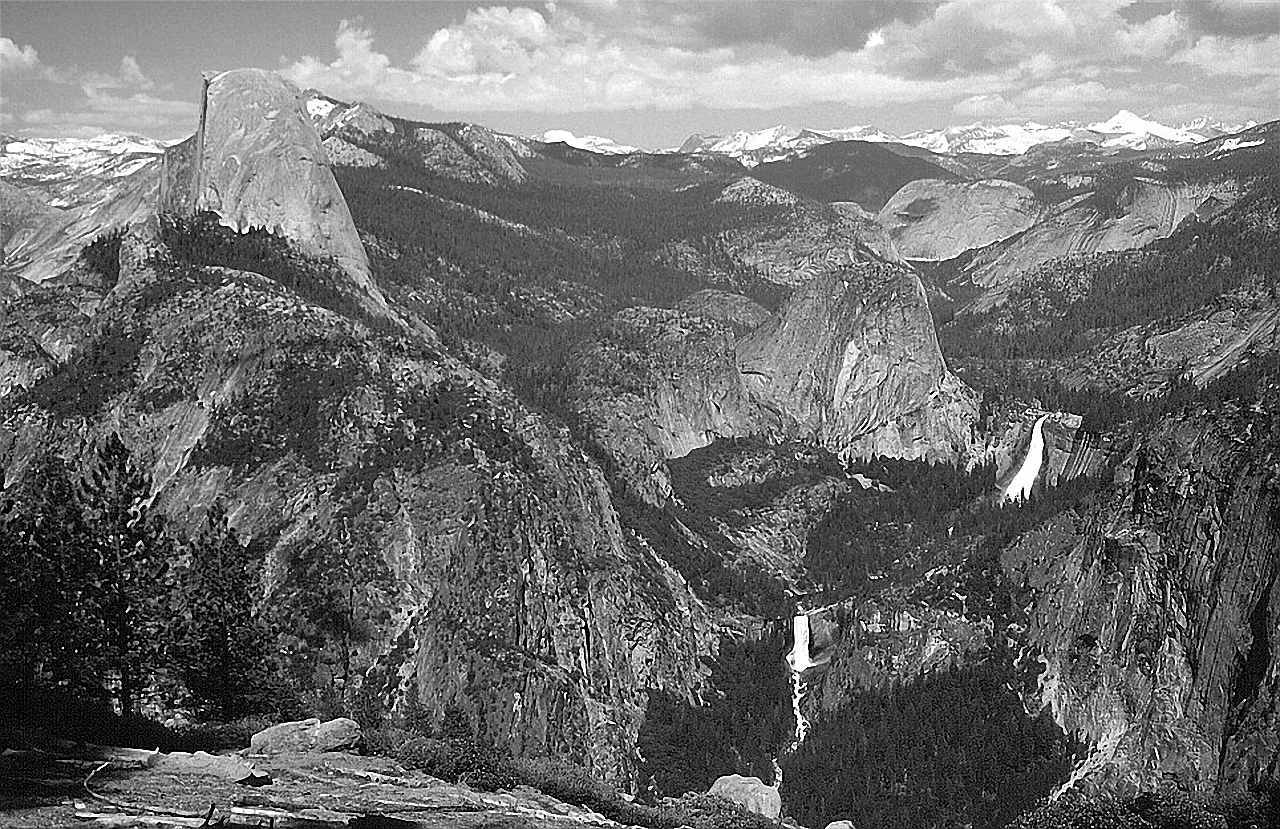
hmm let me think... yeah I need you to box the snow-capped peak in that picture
[541,129,638,155]
[1088,110,1206,146]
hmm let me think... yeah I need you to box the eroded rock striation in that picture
[159,69,383,307]
[738,262,976,462]
[1004,405,1280,794]
[879,178,1045,262]
[961,178,1237,313]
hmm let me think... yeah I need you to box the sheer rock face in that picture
[981,411,1113,495]
[159,69,382,306]
[878,178,1044,261]
[962,178,1237,313]
[1004,407,1280,795]
[568,307,774,503]
[738,263,976,462]
[0,243,714,787]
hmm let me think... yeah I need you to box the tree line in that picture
[0,433,278,726]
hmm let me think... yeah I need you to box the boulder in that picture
[250,717,363,755]
[824,821,855,829]
[708,774,782,819]
[315,717,364,753]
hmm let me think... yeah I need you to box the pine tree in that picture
[173,502,275,721]
[0,451,99,694]
[76,433,172,715]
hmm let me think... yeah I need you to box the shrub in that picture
[391,734,518,791]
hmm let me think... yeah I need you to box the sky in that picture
[1,0,1278,148]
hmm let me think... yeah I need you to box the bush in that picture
[1010,785,1280,829]
[390,734,518,791]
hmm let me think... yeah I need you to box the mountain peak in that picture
[159,68,385,307]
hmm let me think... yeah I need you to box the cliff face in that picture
[961,178,1236,313]
[159,69,382,306]
[738,262,976,462]
[0,233,715,785]
[879,178,1045,262]
[568,307,774,504]
[1003,405,1280,794]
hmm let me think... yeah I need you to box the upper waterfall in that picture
[1004,414,1049,502]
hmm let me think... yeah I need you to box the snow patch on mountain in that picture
[306,97,337,120]
[541,130,638,155]
[672,110,1255,163]
[1212,136,1266,154]
[0,134,170,179]
[1088,110,1206,149]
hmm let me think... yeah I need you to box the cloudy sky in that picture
[2,0,1277,147]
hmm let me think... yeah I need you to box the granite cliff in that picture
[6,67,1277,825]
[879,178,1045,262]
[1005,402,1280,794]
[160,69,385,310]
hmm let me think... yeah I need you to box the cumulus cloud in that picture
[284,8,1013,114]
[1172,33,1280,76]
[0,37,40,72]
[4,49,196,139]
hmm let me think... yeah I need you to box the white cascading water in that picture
[1004,413,1049,502]
[785,612,817,745]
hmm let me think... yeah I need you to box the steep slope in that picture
[938,162,1280,395]
[0,136,162,284]
[737,260,975,462]
[303,90,529,186]
[160,69,382,307]
[0,220,715,789]
[957,176,1237,312]
[1005,401,1280,794]
[879,178,1046,261]
[0,71,727,786]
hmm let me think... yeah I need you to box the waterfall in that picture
[1004,414,1049,502]
[786,613,815,745]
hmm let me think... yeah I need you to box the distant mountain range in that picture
[531,110,1256,165]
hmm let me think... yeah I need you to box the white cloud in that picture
[4,51,195,139]
[953,93,1016,118]
[19,91,197,137]
[0,37,40,72]
[284,10,1014,114]
[1172,34,1280,76]
[80,56,156,95]
[1116,12,1186,59]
